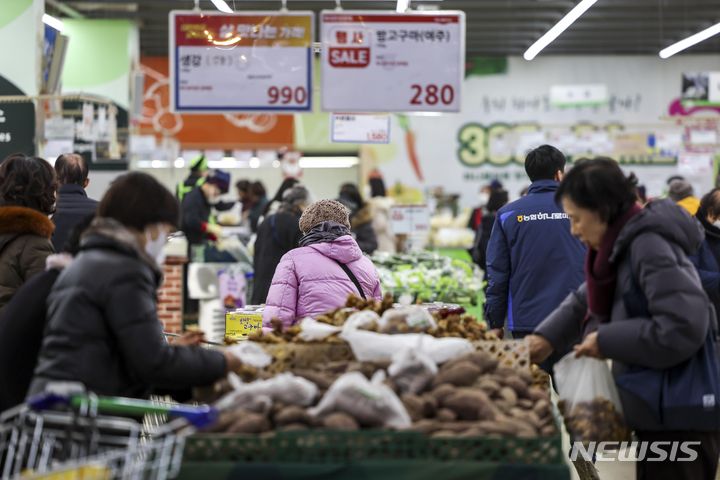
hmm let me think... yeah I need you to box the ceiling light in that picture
[396,0,410,13]
[174,157,185,168]
[210,0,233,13]
[249,157,261,169]
[523,0,598,61]
[660,22,720,59]
[42,13,64,32]
[298,156,359,169]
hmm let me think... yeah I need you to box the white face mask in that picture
[478,193,490,205]
[713,220,720,229]
[145,227,169,266]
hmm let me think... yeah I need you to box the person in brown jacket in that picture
[0,154,57,312]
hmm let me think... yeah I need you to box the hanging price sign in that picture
[170,11,313,113]
[320,11,465,113]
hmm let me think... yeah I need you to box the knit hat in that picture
[206,169,230,194]
[299,199,350,234]
[668,179,694,202]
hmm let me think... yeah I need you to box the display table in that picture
[178,460,570,480]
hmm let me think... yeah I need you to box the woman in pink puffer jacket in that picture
[263,199,382,327]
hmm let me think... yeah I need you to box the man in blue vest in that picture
[484,145,585,365]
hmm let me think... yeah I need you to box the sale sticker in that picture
[320,11,465,113]
[331,113,390,143]
[170,11,313,113]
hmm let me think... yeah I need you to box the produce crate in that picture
[184,425,564,465]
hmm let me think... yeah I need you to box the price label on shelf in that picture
[390,205,430,235]
[320,11,464,113]
[170,11,313,113]
[331,113,391,143]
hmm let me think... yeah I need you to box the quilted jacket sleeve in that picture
[262,253,299,328]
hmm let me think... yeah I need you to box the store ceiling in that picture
[50,0,720,57]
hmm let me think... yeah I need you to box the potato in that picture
[274,406,313,426]
[322,412,359,431]
[436,408,457,422]
[442,389,496,421]
[401,394,425,422]
[227,412,271,434]
[433,362,482,387]
[430,384,457,403]
[502,375,529,398]
[498,387,518,406]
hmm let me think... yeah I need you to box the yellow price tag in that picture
[225,311,263,340]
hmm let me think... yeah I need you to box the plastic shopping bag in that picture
[225,342,273,368]
[340,329,473,364]
[553,352,631,443]
[309,371,411,429]
[378,306,436,334]
[297,317,342,341]
[225,372,319,407]
[388,348,438,394]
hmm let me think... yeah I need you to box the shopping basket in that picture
[0,388,217,480]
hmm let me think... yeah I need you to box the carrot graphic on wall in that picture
[398,114,424,182]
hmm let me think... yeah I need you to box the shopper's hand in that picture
[574,332,603,359]
[172,330,206,346]
[526,334,553,364]
[224,351,244,374]
[487,328,504,340]
[206,223,223,238]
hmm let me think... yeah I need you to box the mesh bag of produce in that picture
[553,352,631,444]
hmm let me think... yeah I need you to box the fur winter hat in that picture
[299,199,350,234]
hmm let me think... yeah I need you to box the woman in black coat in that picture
[252,185,309,305]
[29,173,243,399]
[339,183,378,255]
[471,189,509,282]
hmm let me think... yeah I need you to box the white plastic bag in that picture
[340,330,473,364]
[225,342,273,368]
[553,352,631,442]
[378,307,437,333]
[309,371,411,429]
[227,372,318,407]
[388,348,438,394]
[297,317,342,341]
[342,310,380,334]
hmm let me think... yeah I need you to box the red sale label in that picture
[329,47,371,68]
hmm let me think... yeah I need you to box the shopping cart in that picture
[0,387,217,480]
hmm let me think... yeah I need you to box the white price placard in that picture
[321,11,464,113]
[390,205,430,235]
[170,11,313,113]
[331,113,390,143]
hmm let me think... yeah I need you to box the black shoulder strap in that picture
[333,260,367,300]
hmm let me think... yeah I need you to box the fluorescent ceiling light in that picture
[396,0,410,13]
[42,13,64,32]
[249,157,261,169]
[174,157,185,168]
[659,22,720,59]
[210,0,233,13]
[299,156,359,169]
[523,0,597,61]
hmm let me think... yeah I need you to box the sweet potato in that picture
[533,399,551,417]
[410,419,441,434]
[476,420,517,436]
[227,413,271,434]
[502,375,529,398]
[280,423,309,431]
[322,412,360,431]
[527,386,547,402]
[401,394,425,422]
[201,409,245,433]
[518,399,534,410]
[498,387,518,406]
[430,384,457,403]
[274,406,312,426]
[421,394,438,418]
[292,370,334,390]
[477,378,502,395]
[432,430,456,438]
[433,362,482,387]
[541,424,558,436]
[442,389,496,421]
[436,408,457,422]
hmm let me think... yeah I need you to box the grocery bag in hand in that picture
[554,352,631,443]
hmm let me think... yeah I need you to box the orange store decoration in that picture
[138,57,294,149]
